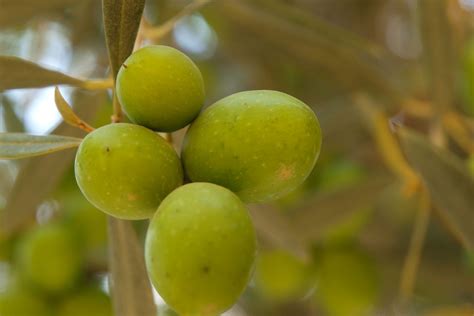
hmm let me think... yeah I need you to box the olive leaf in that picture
[0,56,113,91]
[108,218,157,316]
[0,56,83,90]
[54,87,95,132]
[0,133,82,160]
[102,0,145,78]
[218,0,404,102]
[0,90,106,235]
[0,0,80,27]
[251,173,392,256]
[419,0,455,113]
[399,128,474,251]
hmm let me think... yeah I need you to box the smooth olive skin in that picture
[116,45,205,132]
[16,224,83,294]
[75,123,183,220]
[182,90,322,203]
[145,183,257,316]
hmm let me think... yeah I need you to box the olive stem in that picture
[79,78,114,90]
[399,190,431,303]
[111,93,122,123]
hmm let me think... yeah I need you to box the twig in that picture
[111,93,122,123]
[399,190,431,303]
[79,78,114,90]
[354,94,420,197]
[142,0,213,41]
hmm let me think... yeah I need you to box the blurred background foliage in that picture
[0,0,474,315]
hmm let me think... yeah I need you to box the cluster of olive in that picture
[0,198,111,316]
[74,45,322,315]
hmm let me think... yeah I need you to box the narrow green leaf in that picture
[399,128,474,251]
[108,218,157,316]
[0,91,106,235]
[54,87,95,132]
[102,0,145,78]
[0,57,112,91]
[0,56,83,91]
[419,0,456,113]
[218,0,404,102]
[250,174,392,255]
[0,133,82,160]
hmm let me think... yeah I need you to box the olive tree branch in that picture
[399,190,431,303]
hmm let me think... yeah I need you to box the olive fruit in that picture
[255,250,313,302]
[16,224,83,293]
[0,289,51,316]
[116,45,205,132]
[462,38,474,116]
[75,123,183,220]
[182,90,321,203]
[57,287,112,316]
[145,183,257,316]
[313,246,379,316]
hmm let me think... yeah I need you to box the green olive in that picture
[0,289,51,316]
[57,287,112,316]
[255,250,313,302]
[462,38,474,116]
[16,224,83,294]
[182,90,322,203]
[74,123,183,220]
[313,246,379,316]
[116,45,205,132]
[145,183,257,316]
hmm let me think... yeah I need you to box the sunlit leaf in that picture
[0,56,83,90]
[0,56,112,91]
[102,0,145,78]
[0,90,106,235]
[54,87,94,132]
[399,128,474,251]
[108,218,157,316]
[0,133,82,160]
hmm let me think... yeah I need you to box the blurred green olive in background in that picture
[254,250,314,302]
[16,223,84,294]
[313,245,380,316]
[0,288,51,316]
[57,287,112,316]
